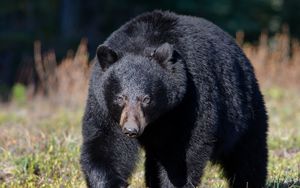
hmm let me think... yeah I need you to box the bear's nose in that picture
[122,126,139,138]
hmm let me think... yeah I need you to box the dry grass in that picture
[239,28,300,90]
[28,29,300,107]
[32,39,90,107]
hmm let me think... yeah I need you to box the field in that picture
[0,33,300,187]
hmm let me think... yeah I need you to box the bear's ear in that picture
[152,43,180,68]
[96,45,118,71]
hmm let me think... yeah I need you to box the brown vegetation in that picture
[32,39,90,106]
[238,29,300,90]
[17,30,299,106]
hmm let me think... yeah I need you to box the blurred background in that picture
[0,0,299,187]
[1,0,300,101]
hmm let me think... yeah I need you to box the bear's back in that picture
[103,11,245,68]
[104,10,180,55]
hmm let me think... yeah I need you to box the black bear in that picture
[80,10,268,188]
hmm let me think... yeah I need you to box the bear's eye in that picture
[116,95,125,106]
[142,95,151,105]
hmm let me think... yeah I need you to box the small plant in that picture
[11,83,27,105]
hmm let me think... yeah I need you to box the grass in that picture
[0,87,299,188]
[0,102,85,187]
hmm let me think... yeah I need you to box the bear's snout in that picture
[122,121,139,137]
[119,102,146,137]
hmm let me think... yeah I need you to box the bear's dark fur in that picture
[80,10,268,188]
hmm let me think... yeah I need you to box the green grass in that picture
[0,87,299,188]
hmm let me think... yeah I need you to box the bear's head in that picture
[97,43,187,137]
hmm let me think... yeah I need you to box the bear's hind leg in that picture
[220,126,268,188]
[145,152,196,188]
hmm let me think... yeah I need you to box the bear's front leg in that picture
[145,152,161,188]
[80,136,139,187]
[80,117,139,188]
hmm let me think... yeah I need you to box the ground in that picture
[0,87,299,188]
